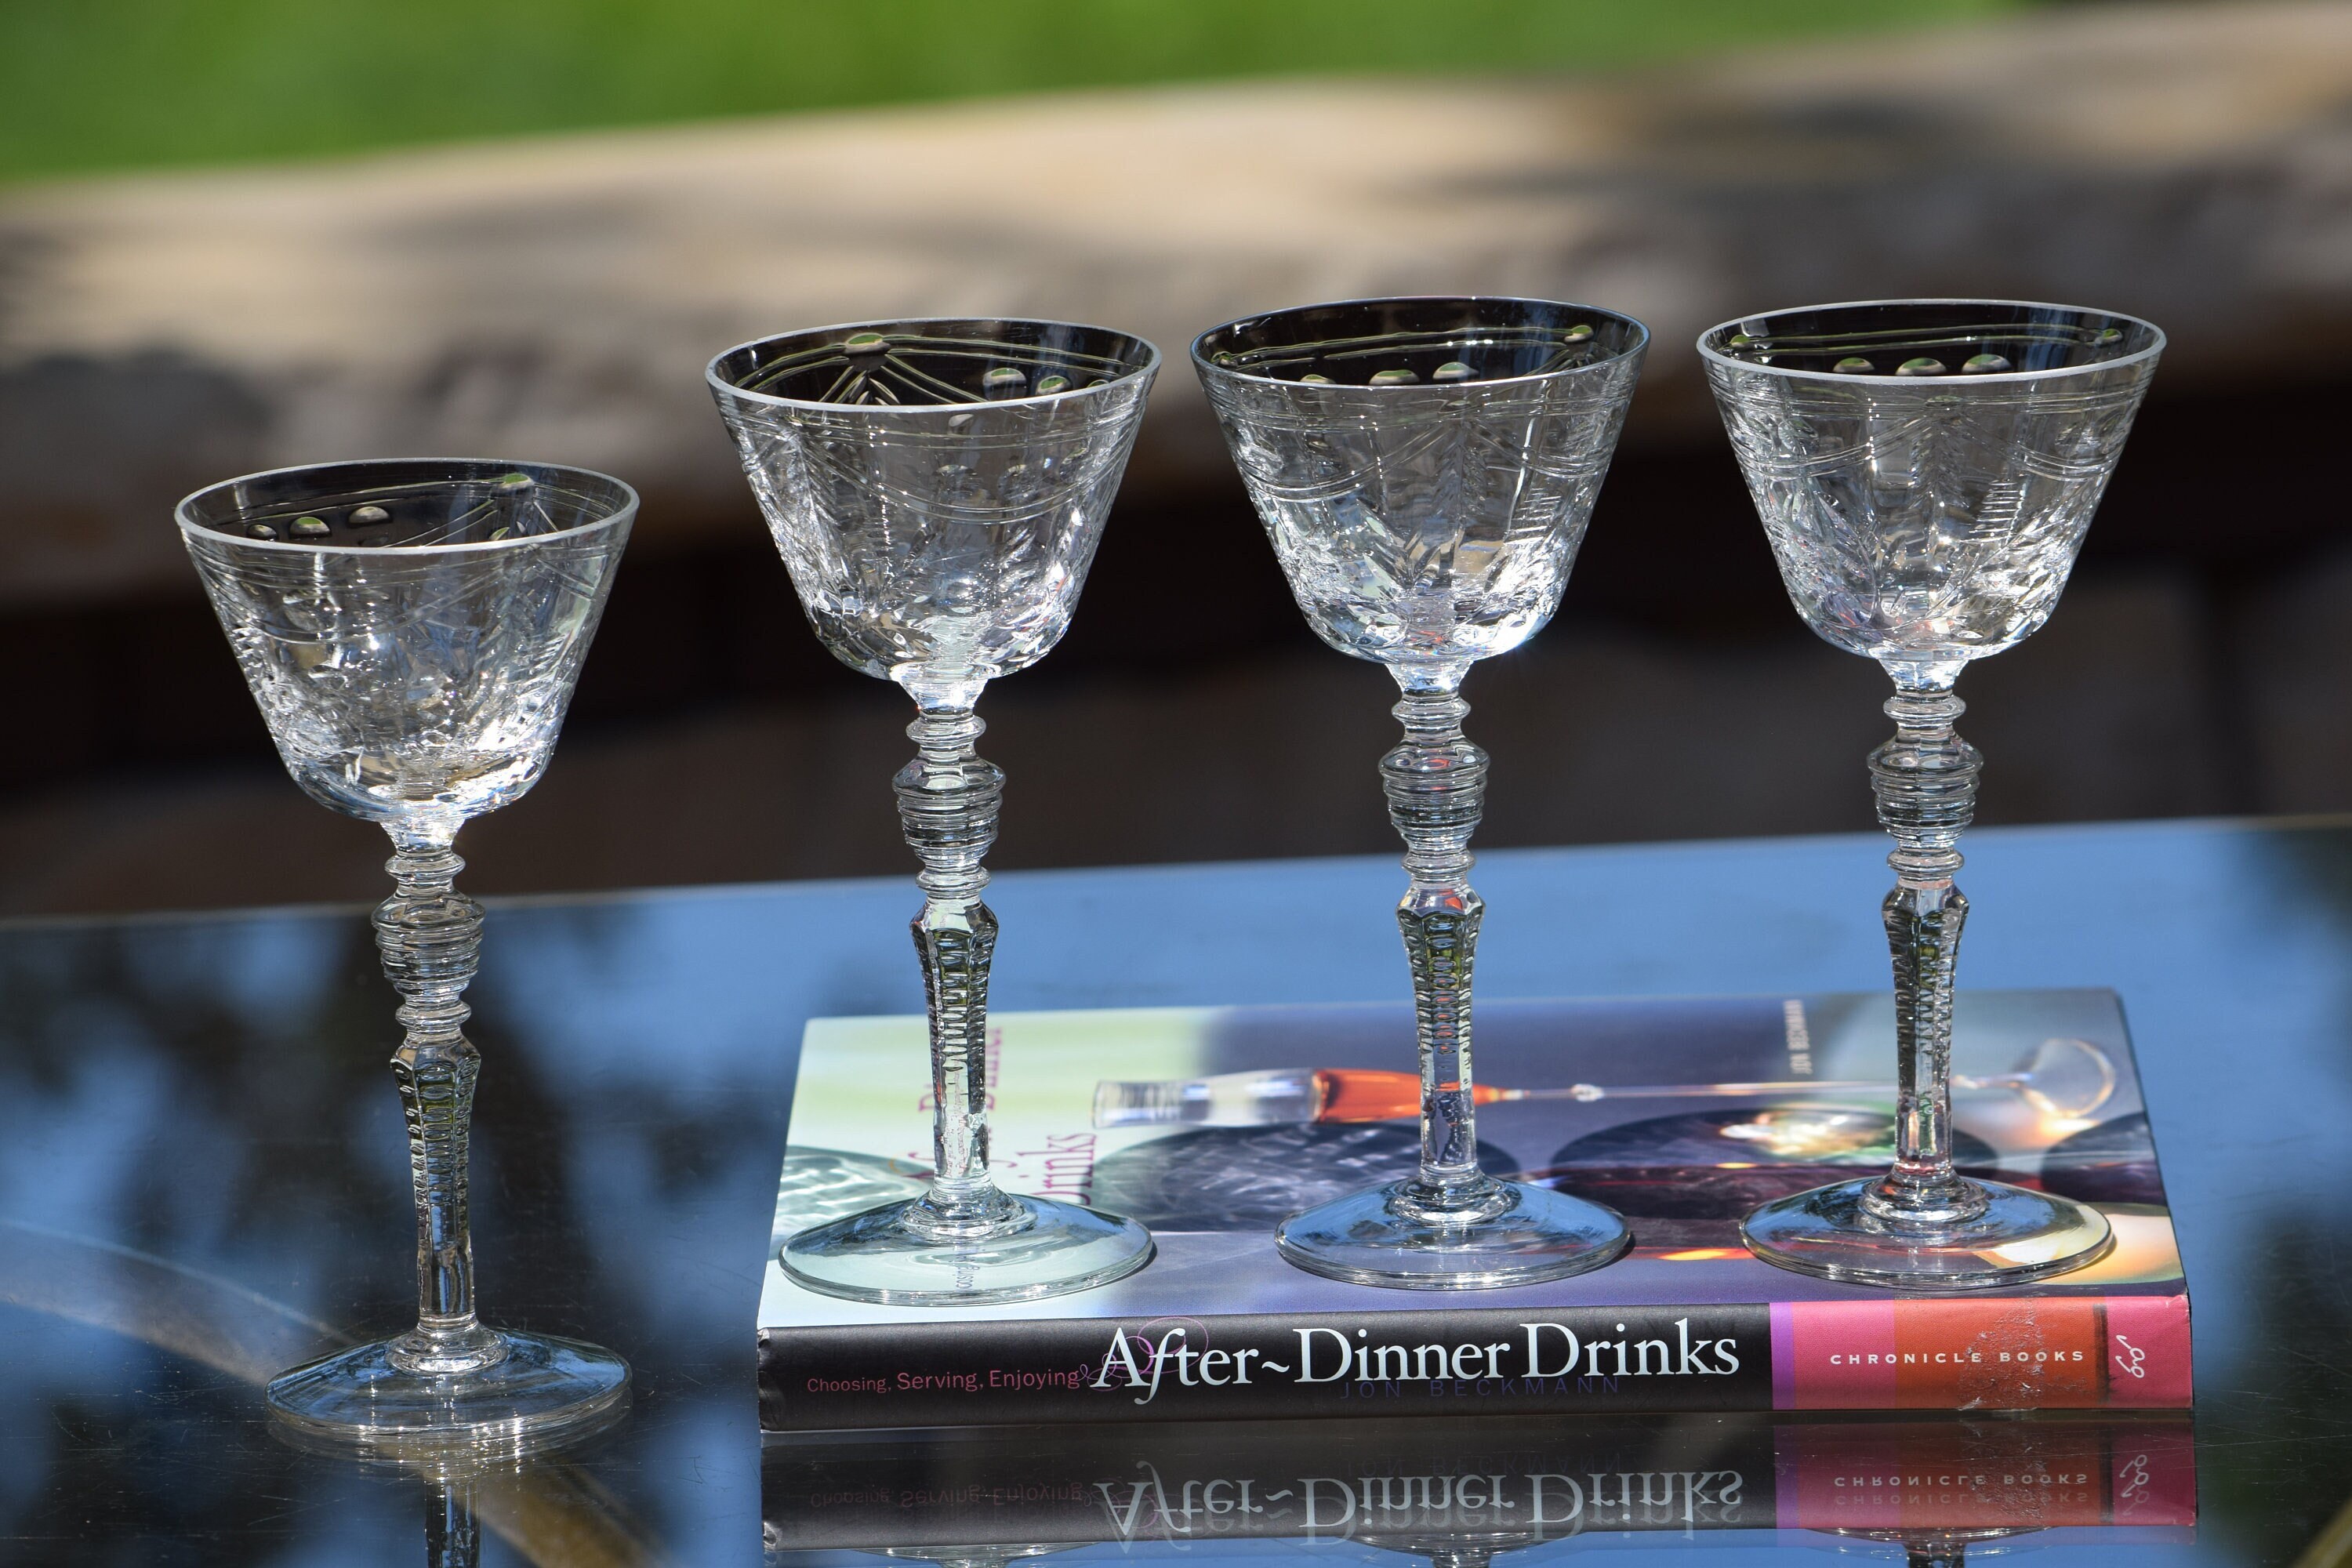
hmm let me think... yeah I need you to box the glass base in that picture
[782,1192,1155,1306]
[267,1330,631,1451]
[1741,1174,2114,1289]
[1275,1178,1632,1290]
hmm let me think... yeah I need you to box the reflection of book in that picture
[760,1410,2196,1551]
[760,991,2190,1432]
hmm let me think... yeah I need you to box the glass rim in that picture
[1695,296,2166,386]
[1190,294,1650,390]
[706,315,1163,414]
[174,457,639,557]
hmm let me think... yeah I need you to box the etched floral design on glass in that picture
[1196,296,1647,1288]
[179,458,634,1444]
[1702,298,2162,1288]
[710,318,1158,1305]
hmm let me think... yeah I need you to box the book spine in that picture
[759,1295,2190,1432]
[764,1305,1768,1431]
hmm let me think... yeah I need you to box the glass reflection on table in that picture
[760,1410,2195,1566]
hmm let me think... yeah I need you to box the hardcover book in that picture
[759,990,2190,1432]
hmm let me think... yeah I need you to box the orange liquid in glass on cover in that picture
[1314,1068,1510,1123]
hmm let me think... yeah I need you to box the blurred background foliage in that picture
[0,0,2024,185]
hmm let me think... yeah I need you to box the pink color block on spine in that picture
[1783,1298,1899,1407]
[2104,1294,2192,1407]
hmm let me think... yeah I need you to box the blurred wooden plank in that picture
[0,0,2347,607]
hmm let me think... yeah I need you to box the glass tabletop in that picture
[3,817,2348,1565]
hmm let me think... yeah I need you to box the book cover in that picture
[760,990,2189,1431]
[761,1409,2195,1553]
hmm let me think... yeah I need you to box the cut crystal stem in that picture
[372,821,509,1377]
[1381,681,1504,1221]
[1265,666,1629,1286]
[1863,681,1987,1229]
[770,693,1154,1303]
[894,707,1024,1240]
[1734,665,2116,1287]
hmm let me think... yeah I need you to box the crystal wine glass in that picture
[1700,298,2162,1287]
[1194,296,1648,1287]
[708,318,1159,1305]
[178,458,634,1443]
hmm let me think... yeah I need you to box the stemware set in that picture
[174,293,2158,1446]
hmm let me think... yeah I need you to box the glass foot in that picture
[267,1330,630,1450]
[782,1192,1155,1306]
[1276,1179,1631,1290]
[1741,1174,2114,1289]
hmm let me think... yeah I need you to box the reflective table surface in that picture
[4,817,2350,1565]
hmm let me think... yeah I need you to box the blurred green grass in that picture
[0,0,2027,187]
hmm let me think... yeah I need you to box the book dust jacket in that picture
[759,990,2190,1431]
